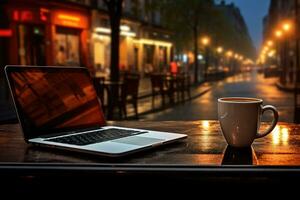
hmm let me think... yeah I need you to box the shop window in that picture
[159,46,167,66]
[143,44,154,73]
[93,33,111,75]
[55,27,81,66]
[17,25,46,66]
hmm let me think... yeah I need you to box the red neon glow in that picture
[40,15,47,21]
[40,8,49,13]
[13,10,34,21]
[13,10,19,21]
[21,11,33,21]
[40,8,49,22]
[170,61,178,74]
[0,29,12,37]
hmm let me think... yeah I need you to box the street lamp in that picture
[268,49,276,58]
[226,50,233,57]
[260,55,266,65]
[277,21,293,87]
[217,46,223,54]
[263,46,270,52]
[234,53,241,72]
[234,53,239,59]
[275,30,283,39]
[274,29,284,83]
[282,22,292,74]
[226,50,233,73]
[282,22,292,32]
[267,40,274,47]
[216,46,224,72]
[201,36,211,80]
[201,36,211,46]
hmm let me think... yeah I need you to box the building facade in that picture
[217,1,255,60]
[0,0,173,75]
[215,1,255,74]
[0,0,173,119]
[0,0,93,109]
[263,0,296,85]
[91,0,173,77]
[1,0,92,68]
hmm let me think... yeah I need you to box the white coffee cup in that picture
[218,97,278,148]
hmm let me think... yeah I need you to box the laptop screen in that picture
[6,66,106,139]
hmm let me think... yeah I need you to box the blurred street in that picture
[1,69,295,123]
[1,0,299,123]
[143,70,294,122]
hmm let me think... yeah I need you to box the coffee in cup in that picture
[218,97,278,148]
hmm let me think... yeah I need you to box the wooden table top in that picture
[0,120,299,167]
[3,121,299,194]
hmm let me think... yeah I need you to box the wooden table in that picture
[1,120,300,192]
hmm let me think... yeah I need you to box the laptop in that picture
[5,66,187,157]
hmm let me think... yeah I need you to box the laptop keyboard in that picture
[45,128,145,146]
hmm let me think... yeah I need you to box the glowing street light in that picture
[275,30,283,38]
[217,46,223,54]
[267,40,274,47]
[282,22,292,32]
[268,49,276,58]
[201,36,210,46]
[201,36,211,80]
[226,50,233,57]
[263,46,270,52]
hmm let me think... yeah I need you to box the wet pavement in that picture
[142,70,294,122]
[125,81,212,119]
[0,70,295,123]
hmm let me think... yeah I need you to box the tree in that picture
[157,0,217,83]
[103,0,123,82]
[156,0,255,83]
[103,0,123,119]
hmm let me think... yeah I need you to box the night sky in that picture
[225,0,270,50]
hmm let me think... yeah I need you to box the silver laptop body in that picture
[5,65,187,157]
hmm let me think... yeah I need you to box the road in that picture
[143,70,294,122]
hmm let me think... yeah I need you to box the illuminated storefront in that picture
[6,7,49,66]
[91,11,173,77]
[3,0,172,77]
[133,38,172,74]
[51,10,90,67]
[4,1,91,69]
[91,12,139,77]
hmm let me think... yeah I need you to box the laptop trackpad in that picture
[112,136,165,146]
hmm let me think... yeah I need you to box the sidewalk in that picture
[138,77,206,98]
[125,79,212,119]
[138,77,152,98]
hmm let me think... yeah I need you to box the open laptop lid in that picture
[5,66,106,141]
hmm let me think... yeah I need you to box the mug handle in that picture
[256,105,279,139]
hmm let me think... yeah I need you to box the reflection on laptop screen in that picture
[9,67,106,138]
